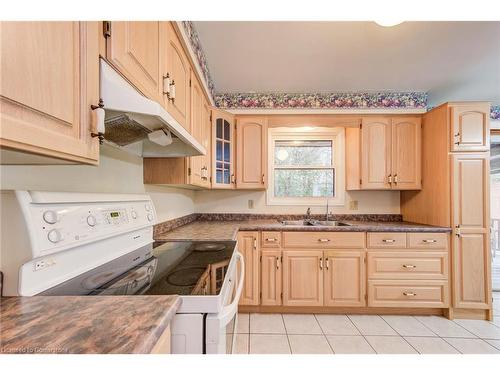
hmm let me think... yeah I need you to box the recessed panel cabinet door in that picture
[452,153,491,309]
[236,117,268,189]
[451,104,490,152]
[324,251,366,307]
[0,22,99,164]
[106,21,161,102]
[391,117,421,190]
[361,117,391,189]
[283,250,323,306]
[212,109,235,189]
[261,250,282,306]
[238,231,260,306]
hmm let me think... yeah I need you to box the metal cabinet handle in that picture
[403,291,417,297]
[318,238,330,243]
[231,174,235,184]
[325,257,329,270]
[422,239,437,243]
[169,80,176,101]
[319,257,323,270]
[388,174,393,185]
[382,239,395,243]
[455,225,461,237]
[402,264,416,269]
[253,238,257,249]
[162,73,171,95]
[276,257,280,270]
[261,174,265,184]
[265,238,277,242]
[394,174,398,184]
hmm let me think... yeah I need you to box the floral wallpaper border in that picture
[181,21,216,99]
[492,105,500,120]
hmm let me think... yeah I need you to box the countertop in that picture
[0,295,180,354]
[155,219,452,241]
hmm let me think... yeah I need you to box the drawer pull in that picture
[276,257,280,270]
[265,238,277,242]
[422,239,437,243]
[318,238,330,243]
[382,239,395,243]
[325,257,329,270]
[403,291,417,297]
[320,257,323,270]
[402,264,416,269]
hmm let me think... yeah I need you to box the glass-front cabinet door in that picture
[212,109,235,189]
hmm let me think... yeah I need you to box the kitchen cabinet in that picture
[260,250,282,306]
[212,109,236,189]
[235,117,268,189]
[323,251,366,307]
[450,103,490,152]
[106,21,162,103]
[0,21,100,165]
[238,231,260,306]
[282,250,324,307]
[451,153,491,309]
[347,116,421,190]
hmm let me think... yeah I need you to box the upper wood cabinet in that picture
[164,22,190,131]
[106,21,162,103]
[450,103,490,152]
[260,249,282,306]
[212,109,236,189]
[0,22,100,165]
[451,153,491,309]
[238,231,260,306]
[347,116,421,190]
[235,117,268,189]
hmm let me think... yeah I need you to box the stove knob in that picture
[47,229,63,243]
[86,215,97,227]
[147,213,154,222]
[43,210,58,224]
[131,210,138,219]
[145,203,151,212]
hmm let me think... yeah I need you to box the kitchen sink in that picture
[280,220,351,227]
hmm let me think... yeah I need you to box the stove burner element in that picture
[193,243,226,252]
[166,267,206,287]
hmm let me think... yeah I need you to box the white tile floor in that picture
[234,293,500,354]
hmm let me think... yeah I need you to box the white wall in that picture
[195,189,400,214]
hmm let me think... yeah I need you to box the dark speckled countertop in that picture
[155,219,451,241]
[0,295,180,354]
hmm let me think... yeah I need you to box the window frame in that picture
[267,127,345,206]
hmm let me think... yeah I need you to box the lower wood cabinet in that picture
[237,231,260,306]
[282,250,324,307]
[260,250,282,306]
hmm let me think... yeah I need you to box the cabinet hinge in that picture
[365,293,368,301]
[210,176,212,183]
[359,179,362,186]
[189,78,192,87]
[359,123,362,129]
[210,112,213,122]
[103,21,111,38]
[187,167,192,176]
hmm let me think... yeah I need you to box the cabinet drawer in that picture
[367,251,448,280]
[368,280,449,308]
[407,233,448,249]
[367,233,407,248]
[283,232,365,249]
[261,231,281,248]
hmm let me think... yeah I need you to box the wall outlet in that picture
[349,200,359,210]
[248,199,254,209]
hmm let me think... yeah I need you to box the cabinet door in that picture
[212,109,235,189]
[165,23,190,131]
[261,250,282,306]
[187,73,204,187]
[451,153,491,309]
[361,117,392,189]
[451,104,490,152]
[106,21,161,102]
[0,22,99,165]
[200,98,212,188]
[236,117,268,189]
[238,231,260,306]
[324,251,366,307]
[283,250,323,306]
[391,117,421,190]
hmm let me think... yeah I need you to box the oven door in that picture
[205,252,244,354]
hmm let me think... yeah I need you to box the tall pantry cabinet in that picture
[401,102,492,320]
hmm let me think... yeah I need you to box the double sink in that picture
[280,219,351,227]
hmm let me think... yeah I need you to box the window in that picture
[267,127,345,206]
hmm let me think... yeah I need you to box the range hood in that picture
[99,59,206,157]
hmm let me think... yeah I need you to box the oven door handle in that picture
[218,251,245,325]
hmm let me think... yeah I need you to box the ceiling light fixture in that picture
[374,20,404,27]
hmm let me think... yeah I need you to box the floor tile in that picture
[348,315,397,336]
[492,316,500,328]
[486,339,500,350]
[250,313,286,334]
[233,334,249,354]
[454,319,500,339]
[249,334,291,354]
[326,335,375,354]
[493,298,500,311]
[404,336,459,354]
[382,315,436,337]
[415,316,475,338]
[364,336,417,354]
[288,335,333,354]
[315,315,360,335]
[282,314,323,334]
[236,313,249,334]
[444,338,500,354]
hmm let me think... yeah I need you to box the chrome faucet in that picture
[305,207,311,221]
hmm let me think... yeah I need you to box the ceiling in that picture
[194,21,500,105]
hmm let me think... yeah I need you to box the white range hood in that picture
[99,59,206,157]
